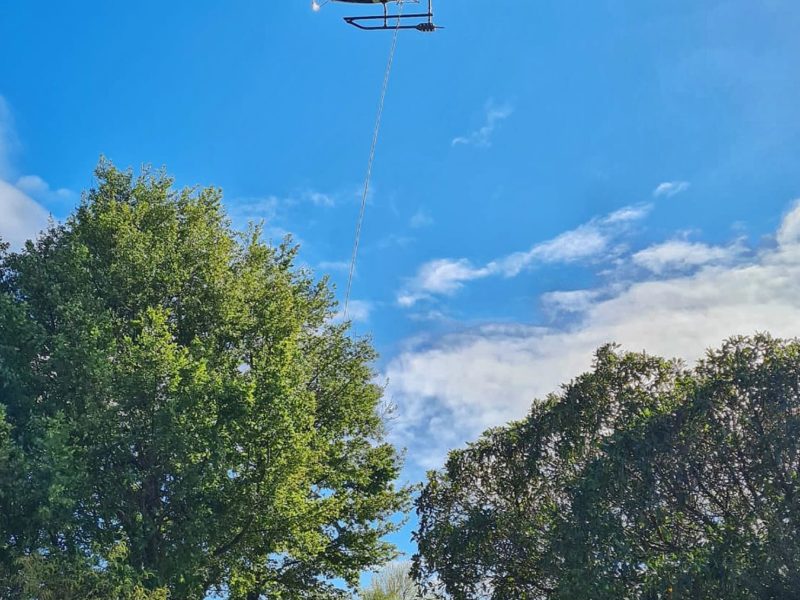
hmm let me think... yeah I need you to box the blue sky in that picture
[3,0,800,574]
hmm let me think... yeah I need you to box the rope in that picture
[343,1,404,320]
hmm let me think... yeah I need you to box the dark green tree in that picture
[413,336,800,600]
[0,161,409,599]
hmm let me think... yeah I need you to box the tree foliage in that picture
[413,336,800,599]
[0,161,409,598]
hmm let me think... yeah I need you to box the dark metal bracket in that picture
[344,13,438,31]
[343,1,440,32]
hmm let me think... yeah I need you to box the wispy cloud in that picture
[407,309,451,323]
[0,179,51,248]
[632,239,744,274]
[777,201,800,246]
[16,175,77,205]
[333,299,373,324]
[397,203,652,306]
[303,190,336,207]
[541,289,602,314]
[224,196,304,246]
[225,186,341,247]
[0,96,62,249]
[376,233,414,250]
[452,100,514,148]
[397,259,492,307]
[227,196,281,223]
[653,181,691,198]
[386,199,800,469]
[0,95,18,178]
[409,208,434,229]
[496,224,609,276]
[228,187,339,222]
[317,260,350,273]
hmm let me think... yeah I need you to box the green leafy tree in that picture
[0,161,409,599]
[413,336,800,600]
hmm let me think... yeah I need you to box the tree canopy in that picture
[0,161,409,599]
[413,335,800,600]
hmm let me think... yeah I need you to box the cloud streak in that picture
[0,95,17,178]
[632,239,744,273]
[452,100,514,148]
[15,175,76,204]
[0,95,61,249]
[653,181,691,198]
[333,299,373,324]
[409,208,433,229]
[386,199,800,469]
[0,179,51,248]
[397,204,651,306]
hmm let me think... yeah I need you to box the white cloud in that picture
[397,204,651,306]
[16,174,76,204]
[223,196,305,247]
[653,181,691,198]
[318,260,350,273]
[334,299,373,323]
[409,208,433,229]
[541,289,601,314]
[777,199,800,246]
[228,187,339,224]
[376,233,414,250]
[452,100,513,148]
[632,239,744,273]
[397,258,491,307]
[497,224,608,276]
[407,309,451,323]
[225,187,341,248]
[604,204,653,223]
[304,190,335,207]
[385,200,800,469]
[0,179,50,248]
[0,96,58,249]
[227,196,281,223]
[0,95,17,178]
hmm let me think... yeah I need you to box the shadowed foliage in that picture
[414,335,800,600]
